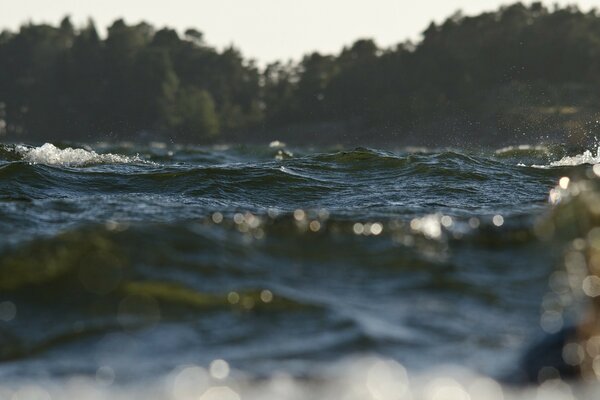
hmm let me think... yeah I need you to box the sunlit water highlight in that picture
[1,142,600,398]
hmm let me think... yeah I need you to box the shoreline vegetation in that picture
[1,2,600,148]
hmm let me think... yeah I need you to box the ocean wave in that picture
[1,142,589,390]
[11,143,150,166]
[527,147,600,168]
[549,147,600,167]
[0,206,545,365]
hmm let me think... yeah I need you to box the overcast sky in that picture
[1,0,598,64]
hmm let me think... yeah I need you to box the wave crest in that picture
[528,147,600,168]
[549,147,600,167]
[14,143,147,166]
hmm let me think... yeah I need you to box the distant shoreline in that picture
[2,3,600,149]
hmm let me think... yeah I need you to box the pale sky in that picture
[1,0,598,64]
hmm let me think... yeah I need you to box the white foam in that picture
[0,356,595,400]
[548,147,600,167]
[16,143,147,166]
[495,144,549,155]
[527,147,600,168]
[269,140,286,148]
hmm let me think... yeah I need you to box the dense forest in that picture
[1,2,600,146]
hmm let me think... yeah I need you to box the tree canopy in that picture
[1,3,600,146]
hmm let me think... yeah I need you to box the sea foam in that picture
[0,356,594,400]
[526,147,600,168]
[15,143,146,166]
[548,147,600,167]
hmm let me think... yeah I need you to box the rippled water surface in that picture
[1,141,599,399]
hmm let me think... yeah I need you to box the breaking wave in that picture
[12,143,149,166]
[525,146,600,168]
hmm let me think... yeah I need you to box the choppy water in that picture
[1,141,600,399]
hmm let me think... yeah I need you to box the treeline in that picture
[1,2,600,145]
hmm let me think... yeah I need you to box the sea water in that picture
[0,142,599,399]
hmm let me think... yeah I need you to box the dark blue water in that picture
[0,142,598,399]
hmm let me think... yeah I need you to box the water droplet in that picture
[293,209,305,221]
[260,290,273,303]
[212,212,223,224]
[353,223,365,235]
[309,220,321,232]
[209,359,230,380]
[370,223,383,235]
[227,292,240,305]
[492,215,504,227]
